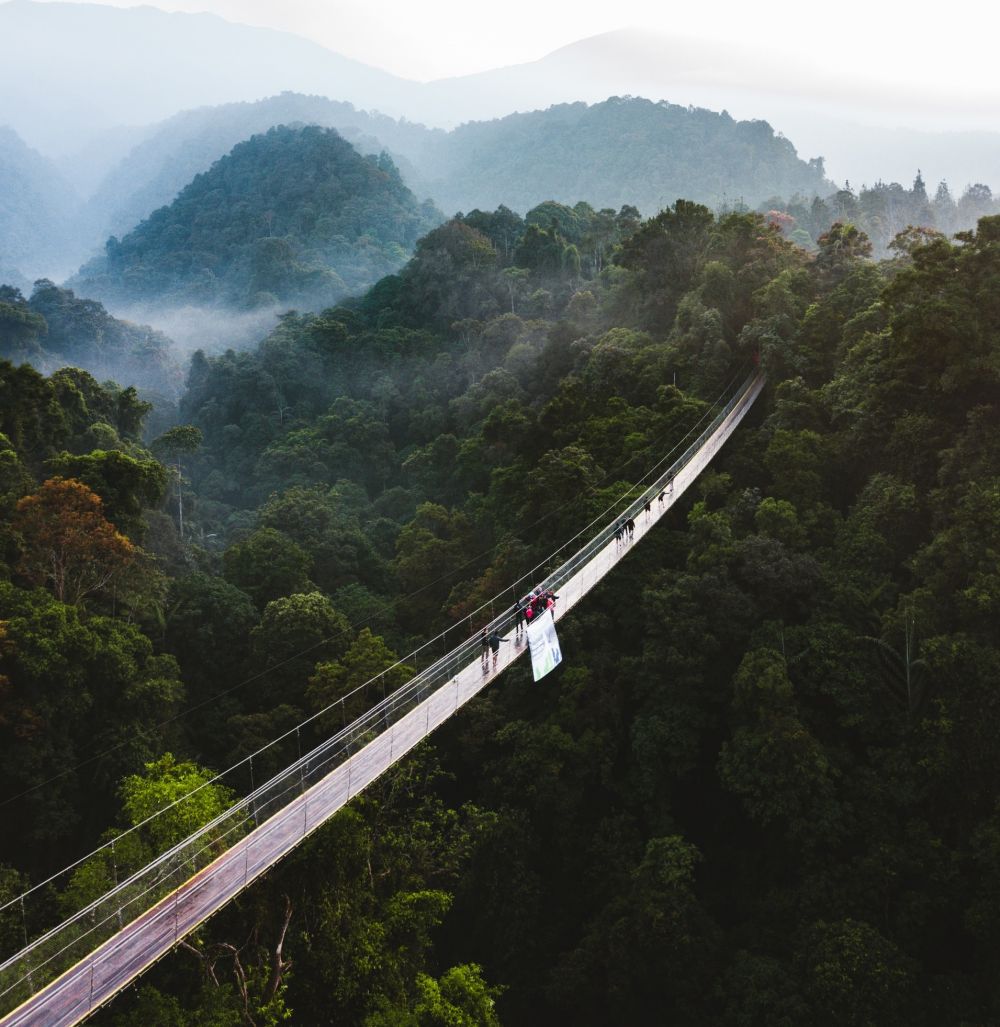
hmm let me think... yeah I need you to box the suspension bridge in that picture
[0,371,765,1026]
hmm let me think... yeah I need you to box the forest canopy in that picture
[73,125,442,311]
[1,198,1000,1025]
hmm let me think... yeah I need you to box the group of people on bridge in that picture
[615,473,675,548]
[479,586,559,670]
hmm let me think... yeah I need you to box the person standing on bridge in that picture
[644,498,652,521]
[481,628,490,667]
[513,598,526,635]
[489,629,509,669]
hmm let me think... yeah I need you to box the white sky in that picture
[44,0,1000,91]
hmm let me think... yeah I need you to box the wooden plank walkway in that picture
[0,373,764,1027]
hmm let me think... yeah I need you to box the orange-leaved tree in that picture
[14,477,136,605]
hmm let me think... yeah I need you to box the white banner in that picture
[526,608,562,681]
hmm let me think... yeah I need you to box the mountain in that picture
[424,29,1000,193]
[5,2,999,199]
[84,94,828,249]
[84,93,443,247]
[73,125,442,310]
[419,97,831,215]
[0,126,82,280]
[0,0,413,157]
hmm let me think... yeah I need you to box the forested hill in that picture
[73,125,442,310]
[0,280,181,397]
[79,94,830,249]
[3,203,1000,1024]
[0,126,81,279]
[84,93,441,247]
[419,97,831,214]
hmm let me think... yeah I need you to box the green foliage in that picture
[426,98,830,218]
[222,528,312,607]
[800,919,917,1026]
[365,963,502,1026]
[307,627,413,725]
[23,280,181,396]
[0,580,184,864]
[248,591,352,708]
[118,753,236,853]
[152,425,203,459]
[75,126,442,309]
[764,175,1000,258]
[46,449,167,540]
[7,194,1000,1027]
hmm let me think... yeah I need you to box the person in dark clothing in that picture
[658,489,666,506]
[489,630,508,668]
[513,599,526,635]
[644,498,651,520]
[481,628,490,666]
[626,517,635,538]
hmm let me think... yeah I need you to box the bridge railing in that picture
[0,371,761,1018]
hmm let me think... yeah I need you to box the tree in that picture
[0,294,47,364]
[307,628,413,726]
[152,425,203,540]
[365,964,503,1026]
[222,528,312,607]
[14,477,136,605]
[63,753,237,912]
[249,592,352,707]
[717,648,835,837]
[117,753,237,854]
[0,580,185,862]
[163,572,259,758]
[46,448,167,541]
[799,919,917,1025]
[814,222,873,284]
[615,199,715,331]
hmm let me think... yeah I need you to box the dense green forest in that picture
[73,125,442,310]
[2,197,1000,1025]
[83,93,439,248]
[762,171,1000,256]
[417,97,831,215]
[75,93,834,246]
[0,279,181,396]
[11,89,998,296]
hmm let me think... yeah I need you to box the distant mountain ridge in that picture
[0,126,82,279]
[73,125,442,310]
[82,94,831,246]
[83,93,444,246]
[0,1,415,153]
[5,1,1000,197]
[419,97,830,215]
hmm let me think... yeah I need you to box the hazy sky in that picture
[44,0,1000,92]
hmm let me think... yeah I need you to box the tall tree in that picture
[152,425,203,540]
